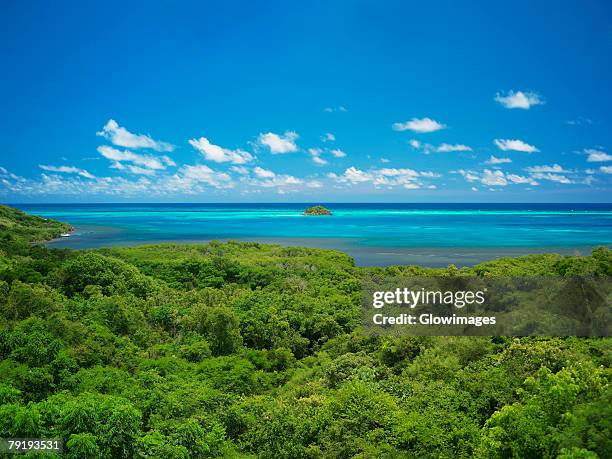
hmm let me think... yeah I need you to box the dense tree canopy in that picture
[0,206,610,458]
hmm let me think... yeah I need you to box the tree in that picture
[192,306,243,356]
[66,433,100,459]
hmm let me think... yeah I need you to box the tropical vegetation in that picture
[303,205,333,216]
[0,204,610,458]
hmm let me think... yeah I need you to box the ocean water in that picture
[13,203,612,267]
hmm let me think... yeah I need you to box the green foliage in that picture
[1,280,60,322]
[66,432,101,459]
[304,205,333,216]
[59,252,157,298]
[0,204,71,244]
[189,305,243,356]
[0,206,609,457]
[478,363,610,458]
[135,431,190,458]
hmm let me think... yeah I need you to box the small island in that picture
[303,205,332,216]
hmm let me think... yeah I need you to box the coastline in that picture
[43,226,606,267]
[21,202,610,267]
[42,226,75,244]
[45,233,608,268]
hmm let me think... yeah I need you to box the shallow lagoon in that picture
[14,203,612,267]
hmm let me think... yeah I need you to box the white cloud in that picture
[126,165,157,176]
[161,156,176,167]
[494,90,544,109]
[189,137,254,164]
[378,168,419,177]
[530,172,573,184]
[494,139,539,153]
[600,166,612,174]
[98,145,174,170]
[471,187,478,192]
[1,163,241,197]
[253,166,275,178]
[583,176,596,186]
[330,166,438,189]
[321,133,336,142]
[525,164,570,173]
[392,117,446,133]
[258,131,299,153]
[566,118,593,126]
[39,164,95,179]
[230,166,249,175]
[380,158,390,163]
[323,106,347,113]
[342,167,372,183]
[254,174,303,189]
[435,143,472,153]
[458,168,539,187]
[481,169,508,186]
[585,149,612,162]
[456,169,480,182]
[230,167,307,191]
[179,165,233,188]
[410,140,471,154]
[330,149,347,158]
[308,148,328,165]
[96,119,175,152]
[485,155,512,165]
[507,174,535,184]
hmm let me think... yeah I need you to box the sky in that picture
[1,0,611,203]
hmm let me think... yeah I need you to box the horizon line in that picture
[6,202,612,206]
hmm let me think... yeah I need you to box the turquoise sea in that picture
[13,203,612,267]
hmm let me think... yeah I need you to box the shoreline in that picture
[42,228,607,267]
[42,226,75,244]
[19,203,611,267]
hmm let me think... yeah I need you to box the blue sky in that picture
[1,0,611,203]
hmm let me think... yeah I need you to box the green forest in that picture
[0,204,610,458]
